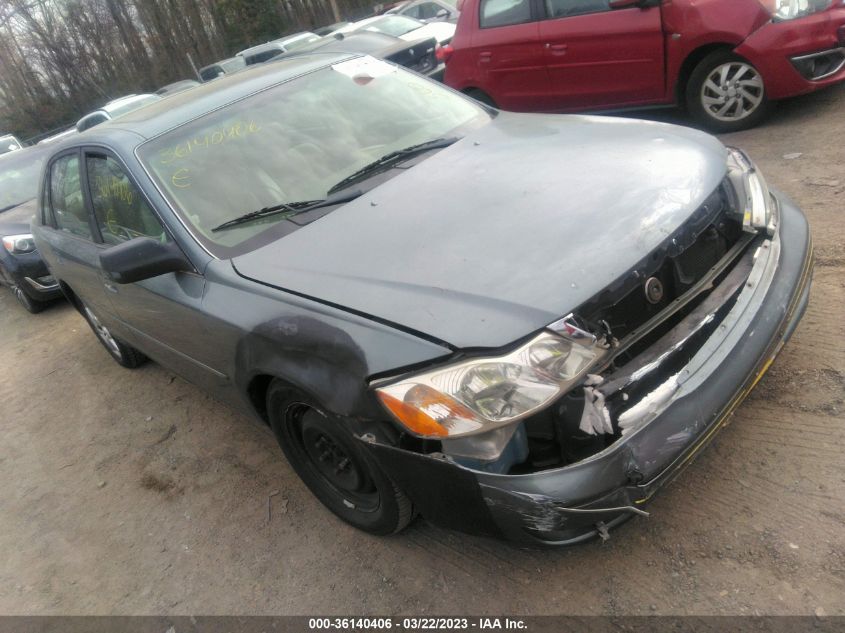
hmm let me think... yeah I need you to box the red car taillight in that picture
[436,44,454,63]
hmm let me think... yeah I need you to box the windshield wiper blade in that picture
[327,137,460,195]
[0,198,32,213]
[211,188,364,232]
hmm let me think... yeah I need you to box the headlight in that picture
[1,233,36,254]
[726,148,776,236]
[375,329,607,439]
[760,0,832,20]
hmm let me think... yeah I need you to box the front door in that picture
[36,151,116,321]
[537,0,665,110]
[82,150,227,391]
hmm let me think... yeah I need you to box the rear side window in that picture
[49,155,92,239]
[406,2,443,18]
[245,50,282,65]
[544,0,609,18]
[200,66,222,81]
[480,0,533,28]
[86,154,167,245]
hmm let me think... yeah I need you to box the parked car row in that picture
[0,134,23,155]
[196,17,454,83]
[15,52,813,545]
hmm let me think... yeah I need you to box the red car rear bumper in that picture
[736,7,845,100]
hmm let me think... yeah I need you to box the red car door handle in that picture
[546,43,568,55]
[479,51,492,63]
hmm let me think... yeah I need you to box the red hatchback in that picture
[443,0,845,131]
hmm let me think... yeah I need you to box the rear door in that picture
[471,0,552,110]
[537,0,665,110]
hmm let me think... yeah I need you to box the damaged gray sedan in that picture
[32,54,812,545]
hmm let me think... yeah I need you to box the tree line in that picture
[0,0,378,140]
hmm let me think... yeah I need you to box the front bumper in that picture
[425,62,446,82]
[736,7,845,99]
[362,192,812,545]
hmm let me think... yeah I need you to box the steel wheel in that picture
[700,62,764,123]
[267,381,414,535]
[290,403,380,513]
[84,305,122,359]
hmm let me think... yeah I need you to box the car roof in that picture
[48,53,359,150]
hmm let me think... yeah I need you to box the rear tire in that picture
[686,51,771,133]
[81,303,147,368]
[267,380,413,535]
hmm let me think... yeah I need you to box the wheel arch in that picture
[58,280,85,314]
[675,43,741,107]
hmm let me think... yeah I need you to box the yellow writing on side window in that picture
[159,121,261,165]
[97,175,134,205]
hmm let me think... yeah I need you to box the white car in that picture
[0,135,23,155]
[76,94,162,132]
[237,32,323,65]
[334,15,454,45]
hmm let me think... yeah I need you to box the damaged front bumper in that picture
[360,191,813,546]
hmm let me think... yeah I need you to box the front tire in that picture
[686,51,771,133]
[81,303,147,368]
[267,381,413,535]
[0,263,45,314]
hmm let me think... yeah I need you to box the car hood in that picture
[0,199,37,235]
[232,113,728,349]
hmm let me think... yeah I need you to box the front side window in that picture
[49,154,91,239]
[480,0,533,28]
[139,59,490,257]
[86,154,167,245]
[544,0,610,19]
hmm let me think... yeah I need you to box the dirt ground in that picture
[1,84,843,617]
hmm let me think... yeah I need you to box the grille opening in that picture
[516,182,756,473]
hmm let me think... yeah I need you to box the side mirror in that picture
[435,8,450,18]
[100,237,191,284]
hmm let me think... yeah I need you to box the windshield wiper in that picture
[211,188,364,232]
[0,198,32,213]
[327,137,460,195]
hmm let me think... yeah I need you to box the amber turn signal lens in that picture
[377,391,449,437]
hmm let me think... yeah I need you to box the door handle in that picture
[479,51,492,63]
[545,43,568,55]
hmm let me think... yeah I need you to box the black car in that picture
[0,146,63,312]
[31,55,812,545]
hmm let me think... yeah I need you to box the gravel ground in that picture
[0,84,843,616]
